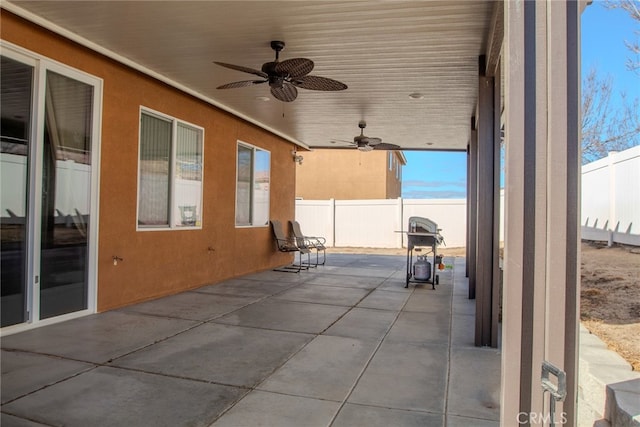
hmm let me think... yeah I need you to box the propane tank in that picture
[413,255,431,281]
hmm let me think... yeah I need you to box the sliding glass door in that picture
[0,56,33,327]
[39,70,94,319]
[1,47,100,328]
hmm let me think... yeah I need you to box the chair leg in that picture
[308,246,325,267]
[292,251,310,271]
[273,263,302,273]
[273,250,308,273]
[306,249,319,268]
[318,248,326,266]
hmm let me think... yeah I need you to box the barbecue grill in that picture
[405,216,444,289]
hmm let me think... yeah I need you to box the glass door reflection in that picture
[0,56,32,327]
[39,70,93,319]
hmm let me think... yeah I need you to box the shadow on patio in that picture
[1,254,500,427]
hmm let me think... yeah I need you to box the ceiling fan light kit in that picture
[357,143,374,152]
[215,40,348,102]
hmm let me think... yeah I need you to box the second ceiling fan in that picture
[332,121,401,151]
[214,40,347,102]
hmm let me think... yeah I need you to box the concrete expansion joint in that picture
[578,324,640,427]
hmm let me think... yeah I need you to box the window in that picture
[389,152,393,170]
[137,109,203,229]
[236,142,270,226]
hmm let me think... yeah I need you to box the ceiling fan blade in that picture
[290,75,348,91]
[275,58,314,77]
[216,80,267,89]
[270,83,298,102]
[372,143,402,150]
[330,139,356,146]
[213,62,268,78]
[362,137,382,145]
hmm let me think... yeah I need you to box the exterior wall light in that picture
[292,150,303,165]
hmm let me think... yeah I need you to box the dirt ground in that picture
[327,242,640,371]
[580,241,640,371]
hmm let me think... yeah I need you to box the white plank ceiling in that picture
[5,1,496,151]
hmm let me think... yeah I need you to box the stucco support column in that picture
[502,1,580,425]
[467,119,478,292]
[475,55,498,347]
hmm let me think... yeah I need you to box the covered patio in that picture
[1,1,585,423]
[1,254,501,426]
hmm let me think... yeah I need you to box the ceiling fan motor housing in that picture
[263,41,285,80]
[262,62,278,74]
[267,74,284,88]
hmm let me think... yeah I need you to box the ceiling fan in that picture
[214,40,348,102]
[331,121,401,151]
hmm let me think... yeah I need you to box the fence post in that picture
[397,197,403,248]
[329,198,335,247]
[608,151,617,247]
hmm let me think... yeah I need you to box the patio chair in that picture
[270,220,310,273]
[289,220,326,266]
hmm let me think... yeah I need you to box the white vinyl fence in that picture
[4,146,636,248]
[581,145,640,246]
[295,198,468,248]
[297,145,640,250]
[1,154,91,217]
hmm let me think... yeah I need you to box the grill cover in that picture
[407,216,442,249]
[408,216,438,234]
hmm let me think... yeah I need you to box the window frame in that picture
[235,140,270,228]
[136,107,204,231]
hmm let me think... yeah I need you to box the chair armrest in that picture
[274,236,299,252]
[305,235,326,245]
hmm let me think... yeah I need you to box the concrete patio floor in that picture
[1,254,501,427]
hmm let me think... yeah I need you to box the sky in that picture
[401,0,640,199]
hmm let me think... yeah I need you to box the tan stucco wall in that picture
[295,149,402,199]
[385,152,403,198]
[2,11,296,311]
